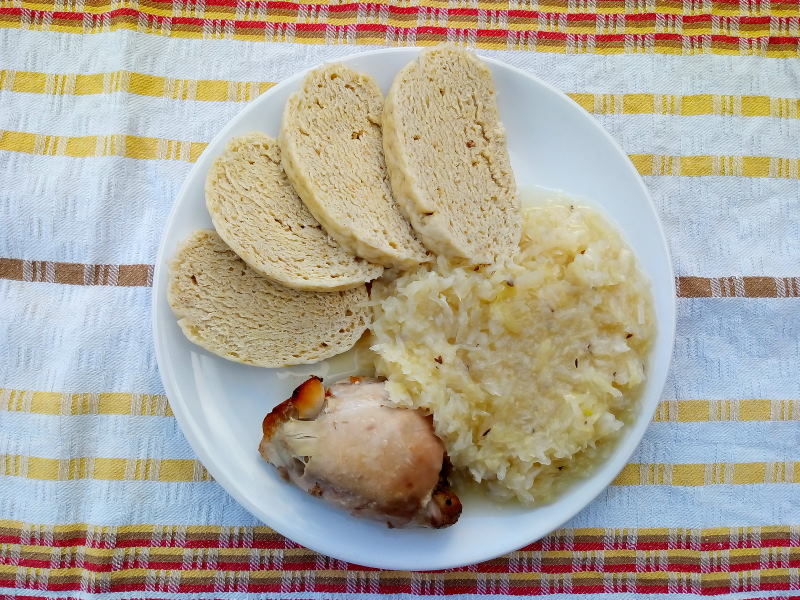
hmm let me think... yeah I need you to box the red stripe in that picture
[106,0,792,8]
[2,581,796,594]
[7,0,795,18]
[7,0,792,16]
[1,6,798,46]
[3,553,799,577]
[78,0,760,7]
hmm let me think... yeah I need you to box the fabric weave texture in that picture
[0,3,798,597]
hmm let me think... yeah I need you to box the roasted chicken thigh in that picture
[259,376,461,528]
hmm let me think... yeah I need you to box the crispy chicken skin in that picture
[259,376,461,528]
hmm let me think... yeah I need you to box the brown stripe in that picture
[2,258,799,298]
[113,529,288,544]
[0,259,152,287]
[678,276,713,297]
[0,258,23,281]
[119,263,152,286]
[17,549,52,562]
[761,528,798,541]
[743,276,778,297]
[760,573,796,585]
[55,262,85,285]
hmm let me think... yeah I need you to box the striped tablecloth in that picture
[1,0,799,596]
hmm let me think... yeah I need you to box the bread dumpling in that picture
[168,230,370,367]
[206,133,382,291]
[280,64,428,270]
[383,45,520,264]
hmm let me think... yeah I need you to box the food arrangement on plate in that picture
[167,45,655,530]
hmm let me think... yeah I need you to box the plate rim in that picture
[152,46,677,570]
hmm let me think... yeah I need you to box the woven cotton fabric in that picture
[0,3,799,597]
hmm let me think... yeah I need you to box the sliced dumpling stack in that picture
[168,46,519,367]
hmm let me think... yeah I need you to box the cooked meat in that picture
[259,376,462,528]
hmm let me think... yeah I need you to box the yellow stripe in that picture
[0,389,173,416]
[5,69,800,120]
[0,69,275,102]
[0,130,206,162]
[0,455,211,482]
[614,462,800,485]
[0,519,792,540]
[652,399,800,422]
[2,130,798,178]
[569,93,800,119]
[1,454,796,484]
[629,154,800,178]
[4,389,799,422]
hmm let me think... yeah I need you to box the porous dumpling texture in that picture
[383,45,521,264]
[206,133,382,291]
[280,63,428,270]
[168,230,371,367]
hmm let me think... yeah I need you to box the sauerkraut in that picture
[369,202,655,504]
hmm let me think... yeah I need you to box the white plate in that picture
[153,48,676,571]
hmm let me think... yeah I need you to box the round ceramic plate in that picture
[153,47,676,571]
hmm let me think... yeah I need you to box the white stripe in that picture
[670,298,800,400]
[1,30,800,97]
[0,412,194,460]
[2,91,799,159]
[0,32,392,82]
[0,90,244,141]
[595,113,800,158]
[2,288,800,401]
[0,407,793,469]
[630,421,799,464]
[0,281,160,393]
[645,177,800,276]
[0,478,257,525]
[0,476,795,530]
[0,153,188,264]
[3,153,799,276]
[571,483,800,529]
